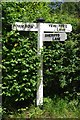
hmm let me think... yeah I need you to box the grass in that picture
[3,97,80,119]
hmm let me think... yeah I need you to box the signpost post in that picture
[12,19,72,107]
[37,18,45,106]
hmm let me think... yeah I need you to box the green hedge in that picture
[2,2,80,112]
[2,31,40,110]
[43,39,80,99]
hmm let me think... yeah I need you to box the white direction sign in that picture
[12,22,72,33]
[12,22,38,31]
[43,23,72,33]
[43,33,67,41]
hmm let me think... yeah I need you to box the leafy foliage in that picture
[43,39,80,99]
[2,31,40,110]
[2,2,51,112]
[2,2,80,116]
[4,97,80,118]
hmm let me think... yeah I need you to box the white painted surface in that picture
[37,23,44,106]
[42,23,72,32]
[12,22,72,33]
[12,22,38,31]
[43,33,67,41]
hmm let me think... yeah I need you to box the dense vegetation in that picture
[1,2,80,118]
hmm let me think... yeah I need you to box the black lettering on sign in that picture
[65,25,67,28]
[17,24,21,28]
[59,28,65,31]
[30,25,33,28]
[59,24,64,27]
[52,37,60,41]
[54,34,60,37]
[21,25,25,28]
[25,24,34,28]
[45,34,48,37]
[45,34,60,37]
[49,24,57,27]
[52,37,55,40]
[49,24,52,27]
[53,25,56,27]
[45,34,51,37]
[16,24,25,29]
[51,25,53,27]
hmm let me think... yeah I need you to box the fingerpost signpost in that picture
[12,18,72,106]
